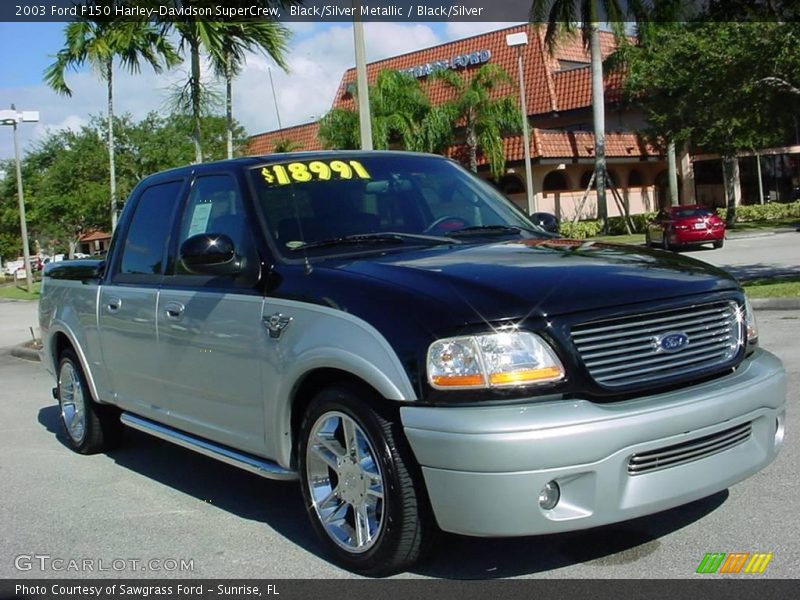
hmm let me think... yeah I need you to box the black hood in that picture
[335,239,739,323]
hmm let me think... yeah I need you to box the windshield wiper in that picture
[289,231,459,252]
[447,225,522,236]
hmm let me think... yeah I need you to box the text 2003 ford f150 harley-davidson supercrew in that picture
[40,152,786,575]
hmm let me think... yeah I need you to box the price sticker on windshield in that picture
[260,160,371,186]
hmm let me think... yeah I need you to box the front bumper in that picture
[401,349,786,537]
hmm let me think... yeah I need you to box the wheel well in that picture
[53,332,74,365]
[289,368,392,468]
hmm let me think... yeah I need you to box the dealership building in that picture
[247,24,800,217]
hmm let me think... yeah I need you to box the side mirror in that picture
[180,233,242,276]
[528,212,560,233]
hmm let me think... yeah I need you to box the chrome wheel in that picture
[59,361,86,444]
[305,411,385,553]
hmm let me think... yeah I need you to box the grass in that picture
[742,276,800,299]
[727,218,799,232]
[589,233,645,245]
[0,281,41,300]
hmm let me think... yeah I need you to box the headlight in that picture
[427,330,565,389]
[744,296,758,346]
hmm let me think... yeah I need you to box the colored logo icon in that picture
[696,552,773,574]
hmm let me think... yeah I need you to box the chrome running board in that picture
[120,413,298,481]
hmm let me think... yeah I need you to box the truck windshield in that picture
[249,154,544,256]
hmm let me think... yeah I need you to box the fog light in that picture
[775,415,785,450]
[538,480,560,510]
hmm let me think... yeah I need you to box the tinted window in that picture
[250,155,538,256]
[673,208,714,218]
[174,174,256,277]
[119,181,182,276]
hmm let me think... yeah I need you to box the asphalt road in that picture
[0,311,797,579]
[670,229,799,280]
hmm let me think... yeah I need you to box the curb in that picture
[751,297,800,311]
[10,344,40,362]
[726,228,798,240]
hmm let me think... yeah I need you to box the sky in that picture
[0,21,516,162]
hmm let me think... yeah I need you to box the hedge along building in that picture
[247,24,673,220]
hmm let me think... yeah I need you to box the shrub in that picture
[716,201,800,222]
[559,220,604,239]
[560,212,656,238]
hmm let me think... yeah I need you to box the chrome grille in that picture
[628,422,752,475]
[571,301,743,388]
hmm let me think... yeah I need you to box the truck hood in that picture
[335,239,739,321]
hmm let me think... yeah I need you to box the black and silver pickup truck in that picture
[39,152,786,575]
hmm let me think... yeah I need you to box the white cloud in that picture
[0,22,457,160]
[443,22,518,41]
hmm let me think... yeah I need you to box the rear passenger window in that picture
[117,181,182,279]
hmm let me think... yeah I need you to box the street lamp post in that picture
[0,105,39,294]
[506,32,536,215]
[352,0,373,150]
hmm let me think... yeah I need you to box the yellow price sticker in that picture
[261,160,371,186]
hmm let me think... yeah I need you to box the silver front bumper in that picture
[401,349,786,537]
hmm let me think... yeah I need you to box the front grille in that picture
[571,300,742,388]
[628,422,752,475]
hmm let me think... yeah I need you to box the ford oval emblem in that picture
[653,331,690,353]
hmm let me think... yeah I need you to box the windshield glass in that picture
[673,208,715,218]
[249,154,542,257]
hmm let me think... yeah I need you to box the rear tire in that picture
[57,348,122,454]
[298,384,430,576]
[713,238,724,249]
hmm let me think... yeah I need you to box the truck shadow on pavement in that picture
[38,405,728,579]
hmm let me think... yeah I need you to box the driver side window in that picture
[170,174,258,285]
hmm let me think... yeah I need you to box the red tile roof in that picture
[247,122,322,155]
[446,129,660,165]
[331,24,622,116]
[78,230,111,243]
[246,24,631,159]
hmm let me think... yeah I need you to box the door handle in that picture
[106,297,122,312]
[164,301,185,320]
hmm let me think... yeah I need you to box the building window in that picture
[628,169,644,187]
[543,170,568,191]
[499,174,525,195]
[580,169,595,190]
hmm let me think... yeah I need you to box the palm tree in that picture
[44,20,179,231]
[530,2,679,229]
[319,70,435,152]
[529,2,626,228]
[210,22,291,159]
[429,64,520,179]
[152,1,293,163]
[272,138,303,153]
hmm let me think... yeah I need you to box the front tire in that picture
[57,349,122,454]
[298,385,429,576]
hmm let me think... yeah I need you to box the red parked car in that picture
[645,205,726,250]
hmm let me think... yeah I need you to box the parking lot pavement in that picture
[0,299,39,349]
[0,312,796,579]
[679,229,799,280]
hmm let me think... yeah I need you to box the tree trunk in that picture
[667,140,679,206]
[589,24,608,230]
[225,52,233,160]
[190,38,203,164]
[107,59,117,231]
[722,156,740,227]
[466,113,478,173]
